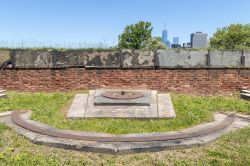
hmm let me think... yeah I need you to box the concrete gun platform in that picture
[67,90,176,119]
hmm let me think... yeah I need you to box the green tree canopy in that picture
[210,23,250,49]
[118,21,153,49]
[142,37,166,50]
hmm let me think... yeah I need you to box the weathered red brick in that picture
[0,68,249,94]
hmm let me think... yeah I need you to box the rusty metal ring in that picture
[11,111,235,142]
[102,91,144,100]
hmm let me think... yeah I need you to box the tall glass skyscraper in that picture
[162,29,171,48]
[162,29,168,44]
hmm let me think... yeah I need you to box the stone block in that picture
[209,50,242,67]
[54,50,121,68]
[157,49,208,68]
[122,50,155,68]
[86,51,121,67]
[0,50,10,65]
[243,50,250,67]
[13,50,53,68]
[53,50,85,68]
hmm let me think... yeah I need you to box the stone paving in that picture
[0,111,249,154]
[241,89,250,100]
[66,94,88,119]
[67,90,176,119]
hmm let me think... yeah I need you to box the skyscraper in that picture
[190,32,208,48]
[162,29,168,43]
[162,28,171,48]
[173,37,179,45]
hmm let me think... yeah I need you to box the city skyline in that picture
[161,27,209,48]
[0,0,250,48]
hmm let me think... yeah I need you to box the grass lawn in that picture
[1,92,250,134]
[0,92,250,165]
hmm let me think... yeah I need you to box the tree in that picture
[210,23,250,49]
[142,37,166,50]
[118,21,153,49]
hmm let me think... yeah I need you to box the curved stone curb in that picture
[220,112,250,121]
[0,111,12,118]
[11,111,235,142]
[0,111,249,154]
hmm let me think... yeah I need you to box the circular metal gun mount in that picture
[102,91,144,100]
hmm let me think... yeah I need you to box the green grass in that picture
[0,92,250,134]
[0,124,7,134]
[0,91,250,165]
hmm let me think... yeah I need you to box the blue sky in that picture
[0,0,250,47]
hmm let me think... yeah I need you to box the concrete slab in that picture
[67,94,88,119]
[158,94,176,118]
[84,90,160,119]
[157,49,208,68]
[85,90,158,118]
[85,106,156,118]
[150,90,158,115]
[243,50,250,67]
[13,50,54,68]
[209,50,242,67]
[122,50,155,68]
[68,90,175,119]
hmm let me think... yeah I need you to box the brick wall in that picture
[0,68,249,94]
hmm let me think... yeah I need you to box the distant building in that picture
[182,42,191,48]
[162,28,171,48]
[182,43,187,48]
[165,40,171,48]
[190,32,208,48]
[173,37,180,45]
[171,44,181,48]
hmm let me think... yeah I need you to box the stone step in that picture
[241,93,250,101]
[240,89,250,94]
[0,90,6,93]
[0,93,7,98]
